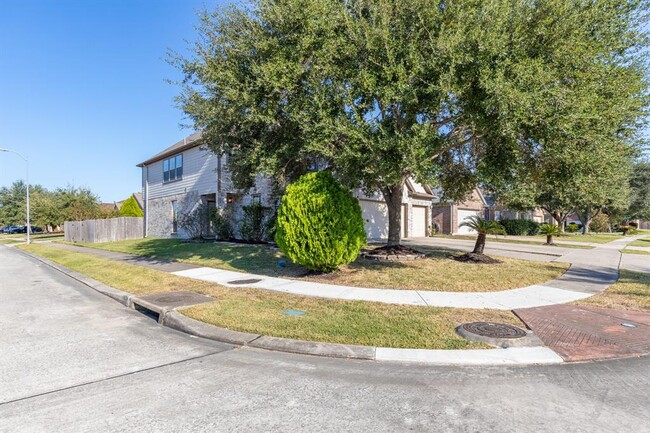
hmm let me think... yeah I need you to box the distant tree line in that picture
[0,180,118,231]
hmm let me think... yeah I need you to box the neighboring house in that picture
[483,194,548,224]
[355,180,438,240]
[115,192,144,213]
[138,132,439,240]
[137,132,275,239]
[430,187,488,234]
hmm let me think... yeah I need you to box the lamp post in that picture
[0,148,30,244]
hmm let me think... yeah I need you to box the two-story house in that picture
[138,132,438,240]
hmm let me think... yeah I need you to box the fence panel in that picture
[64,217,143,243]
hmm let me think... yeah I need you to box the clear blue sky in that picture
[0,0,223,203]
[1,2,648,203]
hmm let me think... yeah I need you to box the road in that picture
[1,246,648,432]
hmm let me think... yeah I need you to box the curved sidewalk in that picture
[172,236,642,310]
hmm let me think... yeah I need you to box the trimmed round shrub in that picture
[275,171,366,272]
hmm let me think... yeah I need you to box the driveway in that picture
[1,246,649,432]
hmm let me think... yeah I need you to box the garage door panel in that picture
[411,206,427,238]
[457,210,481,234]
[359,200,406,240]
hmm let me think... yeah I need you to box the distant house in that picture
[137,132,439,240]
[430,187,488,234]
[115,192,144,213]
[483,194,548,224]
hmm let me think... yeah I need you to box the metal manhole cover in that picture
[461,322,527,339]
[228,278,262,285]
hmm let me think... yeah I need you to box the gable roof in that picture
[137,131,204,167]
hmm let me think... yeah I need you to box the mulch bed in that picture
[451,253,502,264]
[363,245,426,261]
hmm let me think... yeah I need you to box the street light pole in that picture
[0,148,30,244]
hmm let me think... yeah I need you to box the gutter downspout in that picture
[144,165,149,238]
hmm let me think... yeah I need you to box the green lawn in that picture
[627,236,650,248]
[430,234,593,249]
[1,232,64,241]
[20,243,523,349]
[620,249,650,256]
[575,270,650,312]
[72,238,569,293]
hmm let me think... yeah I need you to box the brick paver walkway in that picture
[514,305,650,361]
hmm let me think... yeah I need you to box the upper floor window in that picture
[163,154,183,183]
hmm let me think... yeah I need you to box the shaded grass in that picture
[19,244,523,349]
[73,238,569,292]
[575,270,650,312]
[620,249,650,256]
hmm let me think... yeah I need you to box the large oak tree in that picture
[174,0,648,245]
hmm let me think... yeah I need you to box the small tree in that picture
[119,195,143,217]
[239,202,269,242]
[539,223,561,246]
[275,172,366,272]
[210,207,234,241]
[178,203,209,239]
[459,216,505,255]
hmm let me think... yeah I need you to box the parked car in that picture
[1,225,19,234]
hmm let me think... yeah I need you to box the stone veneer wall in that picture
[146,191,201,238]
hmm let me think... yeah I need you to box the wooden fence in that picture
[64,217,143,243]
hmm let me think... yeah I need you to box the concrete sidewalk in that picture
[46,235,643,310]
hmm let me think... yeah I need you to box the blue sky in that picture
[0,0,223,202]
[1,2,648,203]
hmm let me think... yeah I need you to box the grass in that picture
[19,243,523,349]
[0,239,22,245]
[575,270,650,312]
[430,234,593,249]
[620,249,650,256]
[627,236,650,248]
[71,238,569,292]
[1,232,64,240]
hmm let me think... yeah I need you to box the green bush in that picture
[209,207,234,240]
[589,213,610,233]
[119,195,143,217]
[566,222,581,233]
[275,171,366,272]
[499,218,540,236]
[239,202,269,242]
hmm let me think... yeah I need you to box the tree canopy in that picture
[174,0,649,244]
[0,181,105,229]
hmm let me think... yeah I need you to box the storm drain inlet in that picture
[134,303,160,322]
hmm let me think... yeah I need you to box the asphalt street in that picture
[1,246,648,432]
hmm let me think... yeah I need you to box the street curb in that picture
[14,246,565,366]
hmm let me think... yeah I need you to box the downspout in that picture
[217,155,222,208]
[144,165,149,238]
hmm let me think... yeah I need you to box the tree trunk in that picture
[473,233,486,254]
[551,212,566,233]
[546,235,553,245]
[576,206,595,235]
[381,182,405,247]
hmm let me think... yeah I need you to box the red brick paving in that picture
[513,305,650,362]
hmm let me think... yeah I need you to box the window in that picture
[495,211,501,221]
[163,154,183,182]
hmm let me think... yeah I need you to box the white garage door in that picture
[457,209,482,234]
[359,200,405,240]
[411,206,427,238]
